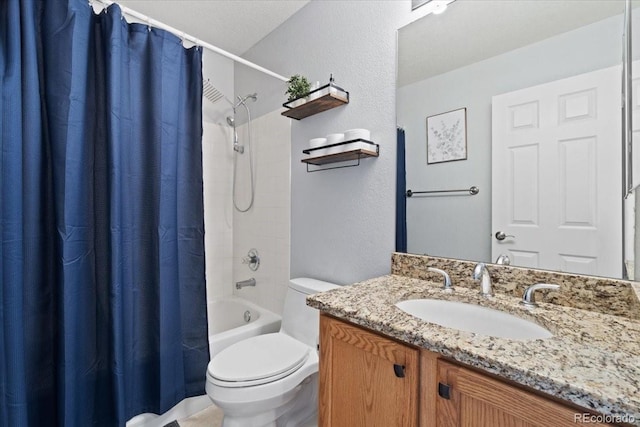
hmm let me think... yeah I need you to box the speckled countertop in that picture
[307,275,640,425]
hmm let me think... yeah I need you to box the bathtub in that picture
[208,297,281,356]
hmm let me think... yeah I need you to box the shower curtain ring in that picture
[146,18,151,32]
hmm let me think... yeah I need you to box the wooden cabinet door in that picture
[436,360,613,427]
[319,315,419,427]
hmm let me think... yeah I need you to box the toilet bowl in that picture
[206,278,339,427]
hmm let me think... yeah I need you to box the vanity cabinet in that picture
[318,314,419,426]
[436,360,611,427]
[319,315,618,427]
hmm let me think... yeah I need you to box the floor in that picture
[175,406,318,427]
[177,405,223,427]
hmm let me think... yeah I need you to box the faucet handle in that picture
[521,283,560,308]
[242,255,258,264]
[495,254,511,265]
[242,248,260,271]
[427,267,453,291]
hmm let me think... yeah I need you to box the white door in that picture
[492,65,621,277]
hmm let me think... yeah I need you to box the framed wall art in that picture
[426,107,467,164]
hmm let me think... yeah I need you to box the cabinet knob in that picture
[393,364,405,378]
[438,382,451,400]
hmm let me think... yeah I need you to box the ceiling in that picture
[398,0,626,87]
[118,0,310,56]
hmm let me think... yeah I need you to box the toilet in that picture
[205,277,339,427]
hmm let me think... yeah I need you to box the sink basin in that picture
[395,299,552,340]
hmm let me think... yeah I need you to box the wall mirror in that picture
[397,0,639,280]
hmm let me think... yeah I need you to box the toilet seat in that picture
[208,333,310,388]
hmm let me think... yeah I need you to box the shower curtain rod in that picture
[92,0,289,82]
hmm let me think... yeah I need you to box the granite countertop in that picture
[307,275,640,425]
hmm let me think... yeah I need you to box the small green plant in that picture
[286,74,311,101]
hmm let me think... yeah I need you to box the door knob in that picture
[495,231,515,241]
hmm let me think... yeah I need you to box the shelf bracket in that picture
[301,139,379,172]
[305,156,363,173]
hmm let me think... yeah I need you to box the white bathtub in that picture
[208,297,281,356]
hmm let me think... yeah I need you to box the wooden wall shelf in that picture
[282,82,349,120]
[301,139,379,172]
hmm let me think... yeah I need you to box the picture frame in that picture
[426,107,467,164]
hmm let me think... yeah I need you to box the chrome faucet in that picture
[521,283,560,308]
[236,278,256,290]
[427,267,453,292]
[472,262,492,296]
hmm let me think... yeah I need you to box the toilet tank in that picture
[281,278,340,348]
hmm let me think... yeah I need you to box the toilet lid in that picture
[209,333,310,386]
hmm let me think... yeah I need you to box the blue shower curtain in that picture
[0,1,209,426]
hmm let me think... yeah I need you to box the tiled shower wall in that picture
[202,121,234,301]
[202,51,235,303]
[232,110,291,315]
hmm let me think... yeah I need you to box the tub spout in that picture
[236,278,256,290]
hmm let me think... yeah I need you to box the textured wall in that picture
[237,1,415,285]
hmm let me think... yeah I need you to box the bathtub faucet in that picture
[236,278,256,290]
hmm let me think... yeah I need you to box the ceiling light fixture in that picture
[411,0,454,17]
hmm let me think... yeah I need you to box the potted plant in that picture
[286,74,311,103]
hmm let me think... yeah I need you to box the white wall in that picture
[236,1,421,286]
[232,110,291,314]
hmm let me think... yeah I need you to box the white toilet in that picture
[205,277,339,427]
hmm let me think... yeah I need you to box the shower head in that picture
[226,115,241,150]
[203,79,224,104]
